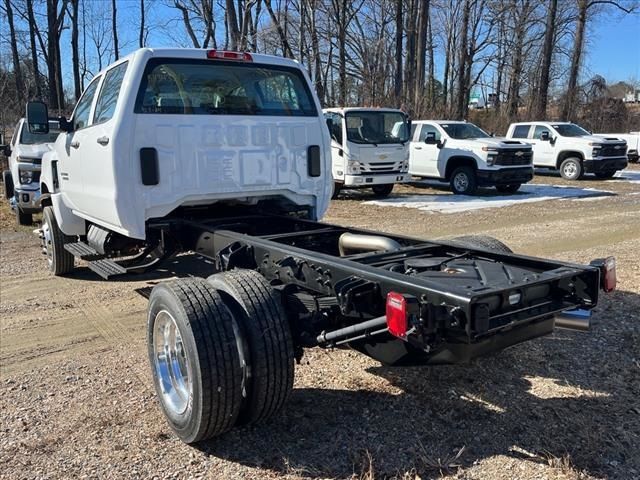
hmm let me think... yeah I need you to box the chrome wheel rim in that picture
[563,162,577,178]
[153,310,192,415]
[41,217,53,266]
[453,172,469,191]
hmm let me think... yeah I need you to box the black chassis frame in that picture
[148,211,601,365]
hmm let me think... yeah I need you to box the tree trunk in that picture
[414,0,429,114]
[308,0,324,103]
[561,0,587,120]
[264,0,293,57]
[507,1,527,120]
[70,0,81,101]
[426,14,435,110]
[454,0,470,120]
[5,0,24,106]
[226,0,241,50]
[112,0,119,60]
[46,0,67,112]
[394,0,403,104]
[26,0,43,99]
[139,0,146,47]
[404,0,417,108]
[534,0,557,118]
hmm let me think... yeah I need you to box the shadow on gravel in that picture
[197,290,639,479]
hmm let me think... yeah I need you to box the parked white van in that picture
[324,108,410,198]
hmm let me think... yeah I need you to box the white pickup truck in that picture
[2,118,60,225]
[596,132,639,163]
[324,107,410,198]
[506,122,628,180]
[409,120,534,194]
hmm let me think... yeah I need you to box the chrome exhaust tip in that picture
[555,309,591,331]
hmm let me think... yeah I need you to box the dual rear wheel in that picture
[147,270,295,443]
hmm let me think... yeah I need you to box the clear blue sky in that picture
[587,10,640,83]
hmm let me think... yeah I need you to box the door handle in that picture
[97,136,109,146]
[70,140,80,149]
[415,146,422,150]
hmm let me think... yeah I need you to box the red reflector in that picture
[603,256,616,292]
[386,292,408,338]
[206,50,253,61]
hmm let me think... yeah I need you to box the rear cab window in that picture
[511,125,531,139]
[134,59,317,117]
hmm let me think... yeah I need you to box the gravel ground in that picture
[1,165,639,480]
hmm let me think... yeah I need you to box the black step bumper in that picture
[476,167,533,186]
[584,158,628,173]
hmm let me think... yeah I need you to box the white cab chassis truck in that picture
[324,107,410,198]
[2,118,60,225]
[596,132,639,163]
[26,48,615,445]
[409,120,534,195]
[506,122,628,180]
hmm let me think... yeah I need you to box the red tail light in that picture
[602,256,616,292]
[206,50,253,61]
[386,292,408,338]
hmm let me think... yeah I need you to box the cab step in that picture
[64,241,104,261]
[87,258,127,280]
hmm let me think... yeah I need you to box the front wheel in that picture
[2,170,14,200]
[495,184,521,194]
[594,170,616,179]
[371,184,394,197]
[559,157,583,180]
[331,182,342,199]
[41,206,75,275]
[450,166,478,195]
[16,207,33,226]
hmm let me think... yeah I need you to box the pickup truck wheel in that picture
[559,157,583,180]
[496,184,521,194]
[147,278,243,444]
[2,170,13,200]
[41,206,75,275]
[331,182,342,199]
[371,184,394,197]
[450,167,477,195]
[594,170,616,179]
[207,269,295,425]
[450,235,513,253]
[16,207,33,226]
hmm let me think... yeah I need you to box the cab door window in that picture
[73,77,101,130]
[532,125,551,140]
[93,62,128,124]
[419,124,441,142]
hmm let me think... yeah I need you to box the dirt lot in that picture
[1,166,639,480]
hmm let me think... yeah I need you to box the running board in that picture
[64,241,104,261]
[87,259,127,280]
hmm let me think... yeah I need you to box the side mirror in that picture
[424,132,437,145]
[540,131,550,141]
[1,145,10,157]
[58,116,73,133]
[437,138,446,149]
[26,101,49,134]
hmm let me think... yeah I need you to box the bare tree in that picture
[4,0,25,105]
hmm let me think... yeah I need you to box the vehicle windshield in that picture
[551,123,590,137]
[135,59,317,116]
[345,111,410,145]
[438,122,489,139]
[20,121,61,145]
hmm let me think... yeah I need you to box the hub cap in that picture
[153,311,192,415]
[41,217,53,266]
[563,162,577,178]
[453,172,469,191]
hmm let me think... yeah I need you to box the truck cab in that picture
[506,121,628,180]
[324,107,410,198]
[2,118,61,225]
[409,120,533,194]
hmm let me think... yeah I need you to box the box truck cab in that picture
[324,107,410,198]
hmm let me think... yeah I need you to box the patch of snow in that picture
[612,169,640,184]
[365,184,614,214]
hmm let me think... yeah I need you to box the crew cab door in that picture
[410,123,441,177]
[528,125,555,167]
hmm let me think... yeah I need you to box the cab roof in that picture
[323,107,406,114]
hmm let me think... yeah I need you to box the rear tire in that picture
[41,206,74,275]
[450,234,513,253]
[450,166,478,195]
[16,207,33,226]
[331,182,342,199]
[594,170,616,179]
[371,184,394,197]
[559,157,583,180]
[2,170,13,200]
[147,278,243,444]
[495,184,521,194]
[207,269,295,425]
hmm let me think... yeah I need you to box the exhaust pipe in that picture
[554,309,591,331]
[339,232,402,256]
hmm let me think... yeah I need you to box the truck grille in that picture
[598,144,627,157]
[494,149,533,166]
[361,161,402,173]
